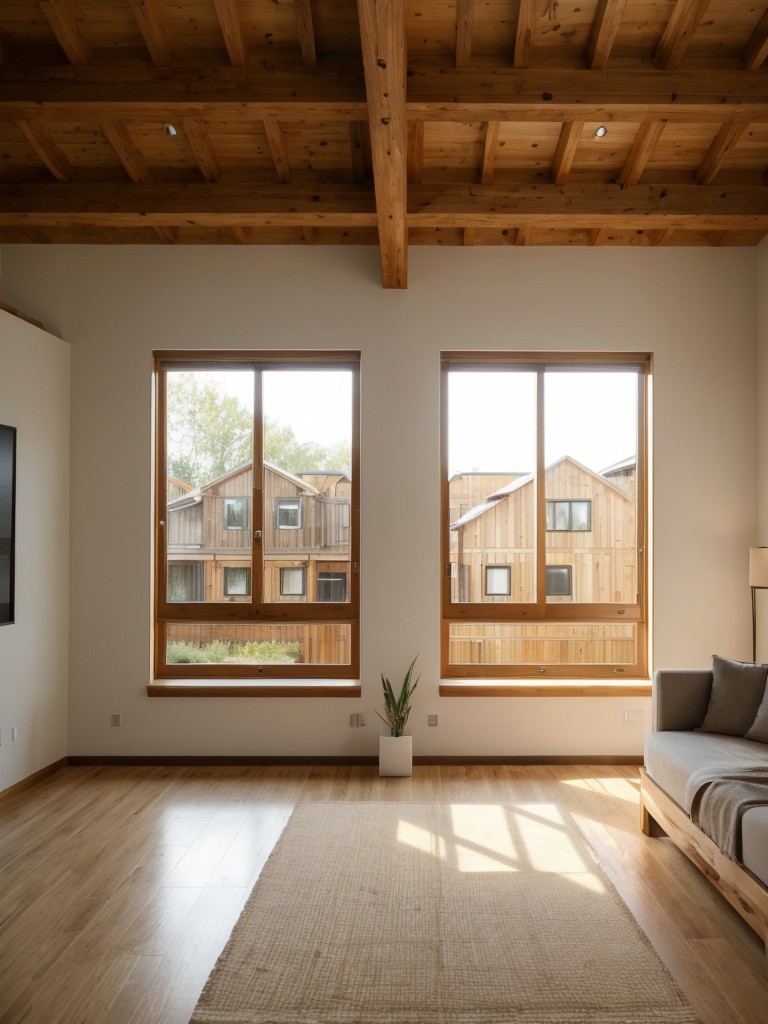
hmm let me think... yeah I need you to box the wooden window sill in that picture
[148,680,361,698]
[439,680,652,697]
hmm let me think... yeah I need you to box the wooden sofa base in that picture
[640,768,768,955]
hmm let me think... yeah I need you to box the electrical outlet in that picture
[428,714,438,727]
[111,714,121,727]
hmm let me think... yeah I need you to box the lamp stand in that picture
[753,586,758,663]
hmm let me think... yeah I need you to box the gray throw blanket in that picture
[684,766,768,861]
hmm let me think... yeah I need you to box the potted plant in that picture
[376,655,420,777]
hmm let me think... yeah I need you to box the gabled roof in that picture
[451,455,633,530]
[167,459,321,510]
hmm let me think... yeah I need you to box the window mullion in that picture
[252,365,264,612]
[534,367,547,615]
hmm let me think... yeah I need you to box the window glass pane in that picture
[448,622,637,667]
[262,370,352,604]
[546,565,572,597]
[224,567,251,596]
[317,571,347,602]
[166,369,254,605]
[544,371,638,605]
[167,561,205,602]
[485,565,510,596]
[448,371,536,604]
[166,623,352,666]
[280,566,306,596]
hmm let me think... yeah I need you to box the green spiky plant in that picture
[376,655,420,737]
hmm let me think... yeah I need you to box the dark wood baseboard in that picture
[0,757,69,804]
[67,754,643,767]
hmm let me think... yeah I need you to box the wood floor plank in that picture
[0,764,765,1024]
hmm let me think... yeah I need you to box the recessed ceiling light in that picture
[163,123,178,137]
[594,125,608,138]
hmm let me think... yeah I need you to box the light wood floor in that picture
[1,764,767,1024]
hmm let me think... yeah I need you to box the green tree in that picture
[167,373,350,487]
[167,374,252,487]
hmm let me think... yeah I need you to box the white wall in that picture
[757,239,768,659]
[0,244,758,760]
[0,308,70,790]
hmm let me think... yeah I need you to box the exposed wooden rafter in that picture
[128,0,173,67]
[40,0,93,65]
[0,0,766,283]
[357,0,407,288]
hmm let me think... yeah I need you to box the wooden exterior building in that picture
[450,456,637,606]
[166,461,351,608]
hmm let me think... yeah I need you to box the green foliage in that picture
[264,417,351,476]
[376,655,420,737]
[167,373,252,487]
[166,639,301,665]
[166,641,208,664]
[166,373,351,488]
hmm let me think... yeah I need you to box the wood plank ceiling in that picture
[0,1,767,287]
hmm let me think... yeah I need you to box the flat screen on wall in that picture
[0,424,16,625]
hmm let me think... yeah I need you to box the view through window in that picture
[155,353,359,679]
[442,353,649,679]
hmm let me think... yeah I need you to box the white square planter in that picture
[378,735,413,777]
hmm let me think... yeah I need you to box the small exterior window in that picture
[276,498,301,529]
[224,567,251,596]
[485,565,511,596]
[546,565,572,597]
[224,498,248,531]
[317,572,347,602]
[546,500,591,532]
[280,566,306,596]
[167,561,205,602]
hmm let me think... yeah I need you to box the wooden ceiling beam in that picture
[100,120,149,182]
[2,67,768,121]
[514,0,536,69]
[407,183,768,230]
[481,120,500,185]
[1,183,765,233]
[16,120,72,181]
[263,118,291,183]
[182,118,221,182]
[742,9,768,71]
[128,0,173,67]
[587,0,629,70]
[0,183,378,227]
[696,119,750,185]
[617,121,666,186]
[212,0,247,66]
[357,0,408,289]
[39,0,93,66]
[553,121,584,186]
[456,0,474,68]
[294,0,317,68]
[654,0,710,70]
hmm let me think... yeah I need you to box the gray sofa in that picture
[640,665,768,951]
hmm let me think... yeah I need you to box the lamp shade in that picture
[749,547,768,588]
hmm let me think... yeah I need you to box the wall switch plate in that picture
[111,714,121,727]
[428,714,438,727]
[10,726,17,742]
[350,714,360,728]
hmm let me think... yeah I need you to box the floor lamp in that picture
[749,547,768,661]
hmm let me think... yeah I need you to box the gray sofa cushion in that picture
[698,655,768,735]
[745,687,768,743]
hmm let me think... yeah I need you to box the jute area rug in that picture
[189,802,699,1024]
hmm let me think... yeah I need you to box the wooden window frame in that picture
[153,350,360,685]
[440,351,649,682]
